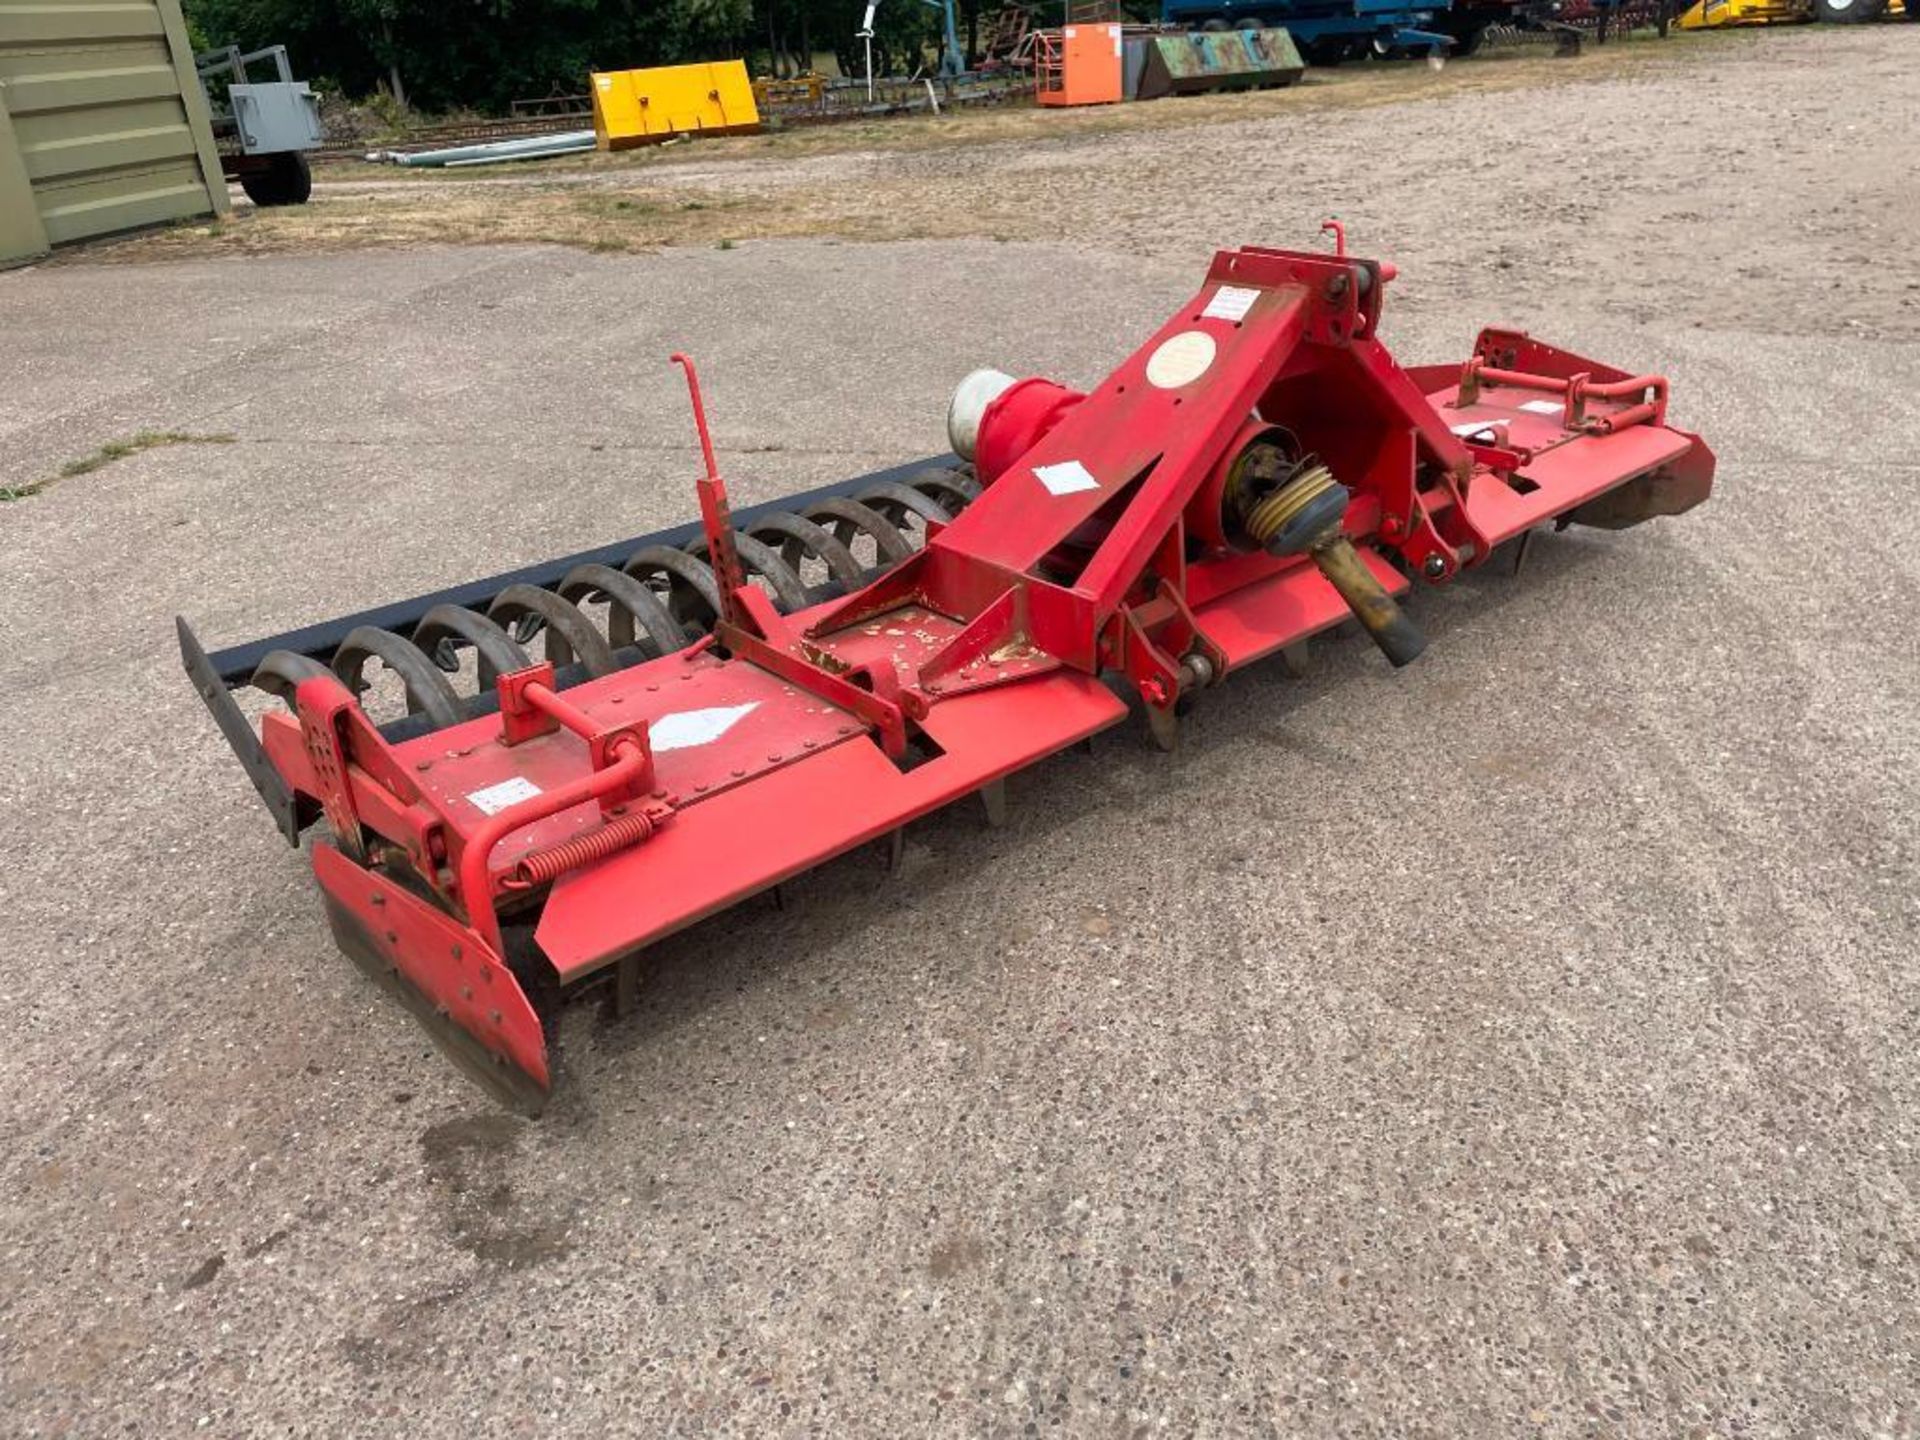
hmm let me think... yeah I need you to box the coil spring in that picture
[250,465,979,728]
[500,808,660,890]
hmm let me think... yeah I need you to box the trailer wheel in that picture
[1811,0,1886,20]
[1200,18,1231,30]
[240,152,312,207]
[1236,15,1270,27]
[1453,24,1488,56]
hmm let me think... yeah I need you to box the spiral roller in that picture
[252,465,980,728]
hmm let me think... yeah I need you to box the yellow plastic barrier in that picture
[591,61,762,150]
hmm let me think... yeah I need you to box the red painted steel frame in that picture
[257,241,1714,1101]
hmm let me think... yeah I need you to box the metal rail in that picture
[313,115,590,163]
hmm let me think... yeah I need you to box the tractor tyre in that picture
[240,152,313,207]
[1907,0,1918,19]
[1810,0,1886,19]
[1453,24,1488,56]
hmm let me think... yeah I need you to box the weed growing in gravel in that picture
[2,430,236,502]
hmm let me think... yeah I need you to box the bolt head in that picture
[1423,554,1447,578]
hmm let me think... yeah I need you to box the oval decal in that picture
[1144,330,1217,390]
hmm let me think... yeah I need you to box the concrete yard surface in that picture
[0,24,1916,1439]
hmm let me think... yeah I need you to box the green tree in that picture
[185,0,967,112]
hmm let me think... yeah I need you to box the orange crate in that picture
[1035,24,1123,107]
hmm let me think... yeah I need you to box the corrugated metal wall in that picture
[0,0,228,265]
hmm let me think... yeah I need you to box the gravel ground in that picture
[1,25,1916,1439]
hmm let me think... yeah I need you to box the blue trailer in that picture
[1160,0,1455,63]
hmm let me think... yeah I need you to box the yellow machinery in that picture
[1677,0,1807,22]
[751,73,826,109]
[1679,0,1908,24]
[590,61,761,150]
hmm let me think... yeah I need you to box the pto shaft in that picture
[1309,533,1428,669]
[1234,452,1427,669]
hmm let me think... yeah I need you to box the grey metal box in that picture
[229,82,322,154]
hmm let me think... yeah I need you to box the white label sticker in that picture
[651,702,758,752]
[1144,330,1217,389]
[1519,399,1563,416]
[466,776,542,816]
[1450,421,1495,437]
[1202,285,1260,323]
[1034,461,1101,497]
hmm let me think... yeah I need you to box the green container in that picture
[1130,28,1307,101]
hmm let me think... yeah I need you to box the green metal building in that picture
[0,0,228,267]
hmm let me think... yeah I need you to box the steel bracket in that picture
[588,726,653,814]
[177,615,305,844]
[497,662,561,745]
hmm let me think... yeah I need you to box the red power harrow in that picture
[180,236,1713,1110]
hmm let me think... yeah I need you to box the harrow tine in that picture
[1146,703,1181,754]
[1512,528,1537,577]
[613,954,641,1019]
[980,779,1008,828]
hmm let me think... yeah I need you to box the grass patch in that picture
[2,430,236,502]
[81,187,800,261]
